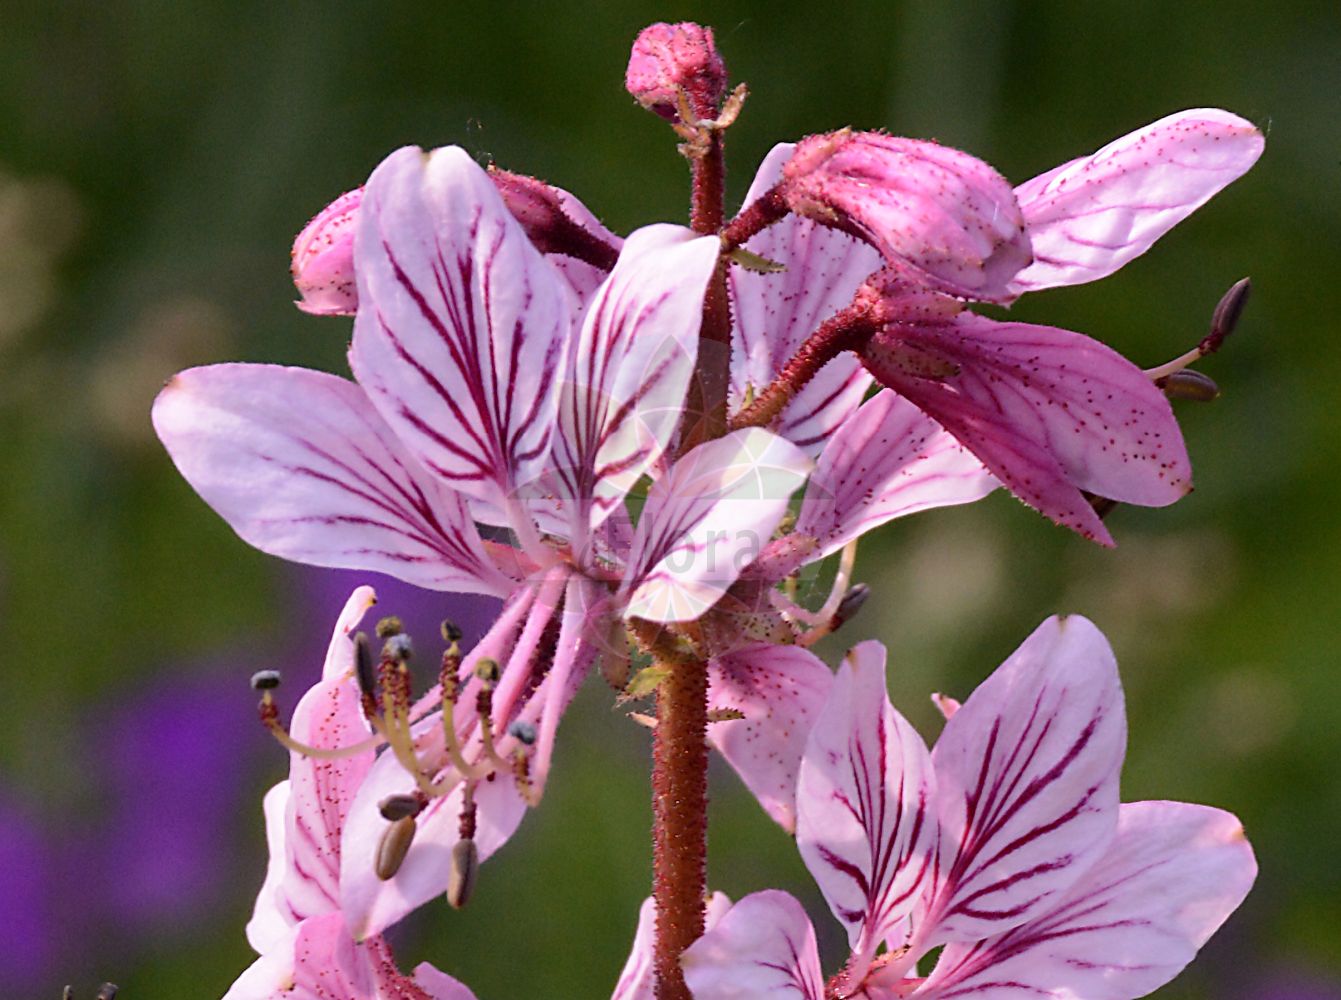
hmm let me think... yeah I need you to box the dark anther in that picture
[354,632,377,697]
[376,615,405,639]
[250,669,282,691]
[832,583,871,630]
[446,839,479,909]
[379,793,426,821]
[474,658,501,685]
[375,816,417,880]
[1162,369,1220,402]
[507,719,538,746]
[1203,276,1251,354]
[441,620,464,643]
[96,987,119,1000]
[1082,491,1119,519]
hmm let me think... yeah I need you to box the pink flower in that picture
[158,144,879,937]
[736,109,1263,544]
[851,110,1263,544]
[226,586,476,999]
[677,618,1257,1000]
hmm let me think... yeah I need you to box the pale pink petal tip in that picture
[1010,108,1264,294]
[292,186,362,316]
[781,130,1031,301]
[626,22,727,120]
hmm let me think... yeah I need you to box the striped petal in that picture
[277,587,379,923]
[549,224,719,543]
[796,390,997,561]
[919,802,1256,1000]
[681,890,826,1000]
[731,144,880,456]
[153,364,512,596]
[922,616,1126,946]
[621,428,812,623]
[611,892,732,1000]
[350,145,573,511]
[865,314,1191,546]
[796,642,938,974]
[1008,109,1264,296]
[708,643,834,833]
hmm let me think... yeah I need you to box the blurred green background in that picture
[0,2,1335,997]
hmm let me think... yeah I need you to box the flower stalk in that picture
[650,645,711,1000]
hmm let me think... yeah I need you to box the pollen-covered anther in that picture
[474,657,501,688]
[440,619,464,644]
[507,719,538,746]
[375,815,417,881]
[250,669,282,692]
[376,615,405,639]
[446,838,479,910]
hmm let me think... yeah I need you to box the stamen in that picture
[353,632,379,720]
[473,663,512,775]
[250,669,382,759]
[375,815,417,880]
[1145,277,1251,382]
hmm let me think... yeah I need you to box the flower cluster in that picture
[151,20,1264,999]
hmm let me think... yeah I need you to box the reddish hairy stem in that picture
[651,650,710,1000]
[681,129,732,452]
[730,302,878,430]
[718,184,788,252]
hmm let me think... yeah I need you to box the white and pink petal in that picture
[796,390,997,560]
[152,364,513,596]
[549,224,719,544]
[611,892,732,1000]
[351,145,574,511]
[864,314,1191,545]
[621,428,812,623]
[731,144,880,456]
[923,615,1126,946]
[918,801,1255,1000]
[1009,109,1264,296]
[707,643,834,833]
[796,642,938,972]
[681,890,826,1000]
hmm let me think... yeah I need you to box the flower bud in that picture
[488,168,619,271]
[781,131,1031,301]
[291,187,361,316]
[625,22,727,121]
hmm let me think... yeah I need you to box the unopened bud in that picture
[291,187,361,316]
[378,793,425,821]
[250,670,282,691]
[1162,369,1220,402]
[474,658,500,685]
[625,22,727,121]
[507,720,538,746]
[446,838,479,909]
[354,632,377,698]
[440,620,464,644]
[375,815,417,881]
[781,131,1030,301]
